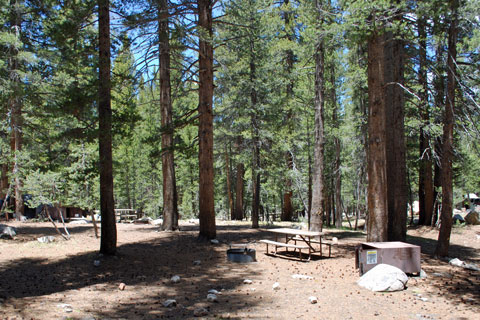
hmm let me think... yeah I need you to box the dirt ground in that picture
[0,219,479,320]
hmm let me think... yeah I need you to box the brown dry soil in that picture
[0,220,479,320]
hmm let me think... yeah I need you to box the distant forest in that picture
[1,0,479,255]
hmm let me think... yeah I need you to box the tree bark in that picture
[331,65,342,229]
[435,0,458,257]
[310,35,325,232]
[234,163,244,220]
[158,0,179,231]
[366,31,388,242]
[197,0,216,239]
[98,0,117,255]
[281,0,295,222]
[9,0,24,220]
[225,145,234,220]
[417,15,434,226]
[250,58,260,228]
[385,31,407,242]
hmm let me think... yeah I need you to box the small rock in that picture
[0,224,17,239]
[272,282,280,290]
[292,274,313,280]
[193,260,201,266]
[210,239,219,244]
[152,218,163,225]
[208,289,220,295]
[419,269,428,279]
[431,272,453,279]
[476,235,480,240]
[309,296,318,304]
[70,219,89,224]
[171,275,181,283]
[118,283,126,290]
[162,299,177,308]
[243,279,253,284]
[332,237,338,245]
[194,307,209,317]
[419,297,429,302]
[463,263,480,271]
[37,236,55,243]
[207,293,218,302]
[57,303,73,313]
[449,258,465,267]
[93,260,101,267]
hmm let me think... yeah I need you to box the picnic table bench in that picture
[260,228,328,261]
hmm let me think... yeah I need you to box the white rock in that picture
[171,275,181,283]
[162,299,177,308]
[152,218,163,225]
[70,219,89,224]
[463,263,480,271]
[419,297,429,302]
[419,269,428,279]
[93,260,101,267]
[0,224,17,239]
[449,258,465,267]
[210,239,219,244]
[57,303,72,309]
[207,293,218,302]
[194,307,208,317]
[357,264,409,292]
[309,296,318,304]
[243,279,253,284]
[37,236,55,243]
[193,260,201,266]
[292,274,313,280]
[208,289,220,295]
[272,282,280,290]
[332,237,338,245]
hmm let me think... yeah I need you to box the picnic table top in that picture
[263,228,324,237]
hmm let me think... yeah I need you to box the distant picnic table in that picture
[114,209,139,222]
[260,228,332,261]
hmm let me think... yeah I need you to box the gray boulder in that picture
[465,209,480,225]
[357,264,409,292]
[0,224,17,239]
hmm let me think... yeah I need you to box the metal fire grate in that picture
[227,244,256,263]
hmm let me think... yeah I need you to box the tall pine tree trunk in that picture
[98,0,116,255]
[310,35,325,232]
[432,17,446,227]
[385,31,407,242]
[418,16,434,226]
[331,65,342,229]
[366,31,388,242]
[234,163,244,220]
[435,0,458,257]
[158,0,178,231]
[250,58,260,228]
[197,0,216,239]
[281,0,294,222]
[225,146,234,220]
[9,0,24,220]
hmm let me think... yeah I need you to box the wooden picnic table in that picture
[260,228,330,261]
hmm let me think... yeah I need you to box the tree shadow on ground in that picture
[405,232,480,308]
[0,226,267,319]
